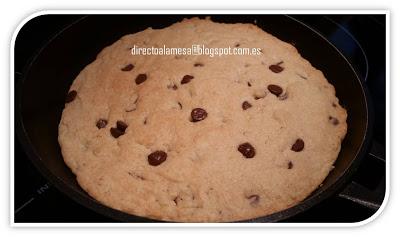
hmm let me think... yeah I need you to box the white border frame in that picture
[10,9,390,227]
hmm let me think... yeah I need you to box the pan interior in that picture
[17,15,369,222]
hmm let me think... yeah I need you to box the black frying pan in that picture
[15,14,374,222]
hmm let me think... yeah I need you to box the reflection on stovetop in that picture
[14,14,386,223]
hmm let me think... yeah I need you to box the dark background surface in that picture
[14,14,386,223]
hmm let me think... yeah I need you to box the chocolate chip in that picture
[332,103,337,108]
[288,161,293,169]
[110,121,128,138]
[242,101,252,110]
[291,139,304,152]
[121,64,134,71]
[110,127,124,138]
[194,63,204,67]
[65,90,77,103]
[246,194,260,206]
[269,62,284,73]
[191,108,207,122]
[238,142,256,158]
[329,116,339,125]
[96,119,108,129]
[247,82,252,87]
[178,102,183,109]
[268,84,283,96]
[135,74,147,85]
[235,43,240,47]
[181,75,194,84]
[148,150,167,166]
[167,84,178,90]
[116,121,128,132]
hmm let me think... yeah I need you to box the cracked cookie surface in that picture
[58,18,347,222]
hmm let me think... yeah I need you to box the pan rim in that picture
[14,14,374,223]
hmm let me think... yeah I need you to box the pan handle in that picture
[337,140,386,211]
[338,181,384,210]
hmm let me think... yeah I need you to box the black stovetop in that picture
[14,14,386,223]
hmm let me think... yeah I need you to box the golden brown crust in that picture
[58,18,347,222]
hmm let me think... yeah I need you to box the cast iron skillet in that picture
[15,15,373,222]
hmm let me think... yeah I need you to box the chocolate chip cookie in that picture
[58,18,347,222]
